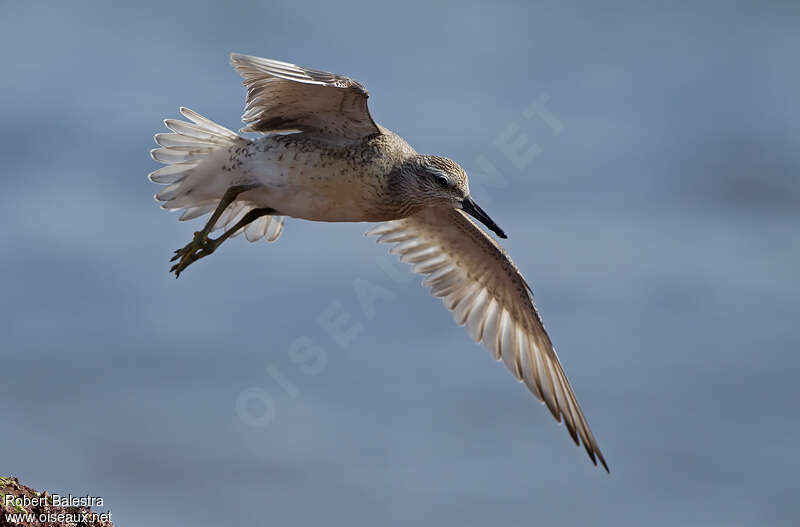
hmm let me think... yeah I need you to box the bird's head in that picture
[395,155,506,238]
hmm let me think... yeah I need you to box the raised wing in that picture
[230,53,380,142]
[367,208,608,471]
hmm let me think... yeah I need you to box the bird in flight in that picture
[149,53,608,471]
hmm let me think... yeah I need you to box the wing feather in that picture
[367,207,608,471]
[230,53,380,142]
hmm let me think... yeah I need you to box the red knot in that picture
[148,53,608,471]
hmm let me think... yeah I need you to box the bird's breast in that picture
[241,134,410,222]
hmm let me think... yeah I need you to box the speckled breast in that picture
[242,130,416,222]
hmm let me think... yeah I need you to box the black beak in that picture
[461,196,507,239]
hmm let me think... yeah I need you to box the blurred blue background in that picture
[1,1,798,525]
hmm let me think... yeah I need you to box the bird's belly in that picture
[237,136,400,222]
[263,189,374,222]
[241,173,385,223]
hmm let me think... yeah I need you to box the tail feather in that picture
[149,107,286,243]
[149,162,199,184]
[177,107,240,139]
[179,203,216,221]
[244,214,285,242]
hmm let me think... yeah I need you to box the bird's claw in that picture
[169,231,217,278]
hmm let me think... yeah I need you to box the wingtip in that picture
[598,453,610,473]
[581,438,611,473]
[230,52,263,66]
[586,447,609,473]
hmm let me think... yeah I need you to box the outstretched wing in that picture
[230,53,380,143]
[367,207,608,471]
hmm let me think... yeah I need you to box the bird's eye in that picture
[433,174,449,187]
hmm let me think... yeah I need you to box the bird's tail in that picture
[148,107,285,242]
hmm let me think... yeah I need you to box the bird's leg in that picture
[169,184,260,277]
[170,207,275,278]
[199,184,260,237]
[168,184,274,276]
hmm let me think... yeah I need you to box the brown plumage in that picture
[148,53,608,471]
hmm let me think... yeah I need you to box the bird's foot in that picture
[169,231,219,278]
